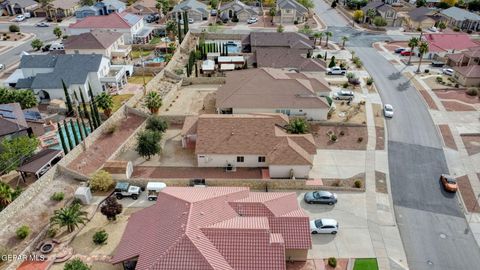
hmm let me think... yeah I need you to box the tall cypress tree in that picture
[57,122,68,154]
[88,84,101,126]
[79,115,88,137]
[61,80,74,116]
[63,119,74,150]
[90,102,99,129]
[70,119,80,146]
[177,18,182,43]
[184,11,189,34]
[77,118,85,141]
[79,89,94,131]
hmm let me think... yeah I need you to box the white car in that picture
[442,68,454,76]
[310,218,339,234]
[428,26,438,32]
[326,66,346,75]
[15,15,25,22]
[0,64,4,71]
[247,17,258,24]
[383,104,394,118]
[36,22,50,27]
[188,18,194,24]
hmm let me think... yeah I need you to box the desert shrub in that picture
[93,230,108,245]
[47,227,57,238]
[51,192,64,201]
[339,130,345,136]
[466,88,478,96]
[366,77,374,86]
[294,20,298,25]
[146,115,168,133]
[328,257,337,267]
[16,225,30,240]
[329,133,337,142]
[342,82,349,88]
[453,27,460,32]
[354,180,362,188]
[64,259,91,270]
[357,137,363,142]
[436,76,443,83]
[416,27,422,32]
[89,170,114,192]
[104,123,117,135]
[331,180,342,187]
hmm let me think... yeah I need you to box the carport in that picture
[17,149,63,180]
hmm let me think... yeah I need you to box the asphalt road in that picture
[311,0,480,268]
[0,23,56,69]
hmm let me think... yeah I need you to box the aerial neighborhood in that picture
[0,0,480,269]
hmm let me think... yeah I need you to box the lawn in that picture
[149,36,161,45]
[128,75,153,85]
[353,258,378,270]
[111,94,133,112]
[130,50,152,59]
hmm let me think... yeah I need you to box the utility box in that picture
[74,186,92,205]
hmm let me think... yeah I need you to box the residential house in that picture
[68,12,153,44]
[171,0,209,22]
[273,0,308,24]
[33,0,79,19]
[9,54,128,103]
[124,0,158,16]
[216,68,331,120]
[219,0,259,22]
[75,0,126,19]
[453,65,480,86]
[248,32,325,71]
[440,6,480,31]
[113,187,312,269]
[0,103,33,141]
[64,30,131,62]
[361,1,403,27]
[181,114,317,178]
[0,0,38,16]
[446,47,480,67]
[404,7,439,30]
[421,32,479,59]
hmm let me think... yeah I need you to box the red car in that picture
[400,50,413,56]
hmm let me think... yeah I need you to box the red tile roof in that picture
[423,33,478,53]
[69,12,138,29]
[113,187,311,269]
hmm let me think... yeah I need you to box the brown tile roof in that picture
[64,30,123,50]
[216,68,330,110]
[256,48,326,72]
[113,187,311,269]
[52,0,78,10]
[250,32,314,49]
[188,114,316,165]
[446,53,463,63]
[125,0,157,13]
[453,65,480,78]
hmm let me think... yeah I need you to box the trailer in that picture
[146,182,167,201]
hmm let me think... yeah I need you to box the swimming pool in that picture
[226,44,240,54]
[147,56,165,63]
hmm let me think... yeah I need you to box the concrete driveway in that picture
[296,191,375,259]
[309,150,366,179]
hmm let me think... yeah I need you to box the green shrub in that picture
[328,257,337,267]
[64,258,91,270]
[93,230,108,245]
[339,130,345,136]
[436,76,443,83]
[16,225,30,240]
[354,180,362,188]
[416,27,422,32]
[9,24,19,33]
[453,27,460,32]
[366,77,374,86]
[51,192,64,201]
[357,137,364,143]
[342,82,349,88]
[466,88,478,96]
[89,170,114,192]
[329,133,337,142]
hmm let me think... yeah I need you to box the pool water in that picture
[50,122,91,151]
[148,56,165,63]
[226,44,240,54]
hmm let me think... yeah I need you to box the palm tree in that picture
[416,41,429,73]
[95,92,114,117]
[325,31,333,48]
[0,183,14,208]
[144,91,163,114]
[341,36,349,49]
[313,32,322,46]
[407,37,419,65]
[50,203,88,233]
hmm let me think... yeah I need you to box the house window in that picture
[275,109,291,115]
[237,156,244,162]
[258,156,266,163]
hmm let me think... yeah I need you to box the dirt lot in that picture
[461,134,480,156]
[329,102,366,125]
[310,124,368,150]
[161,84,220,115]
[423,76,457,90]
[321,173,365,189]
[434,89,480,104]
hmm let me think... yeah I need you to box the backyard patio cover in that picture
[17,149,62,178]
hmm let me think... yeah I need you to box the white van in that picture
[49,43,64,51]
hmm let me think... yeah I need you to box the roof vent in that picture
[200,212,204,215]
[231,132,234,135]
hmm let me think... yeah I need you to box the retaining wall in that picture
[182,77,226,85]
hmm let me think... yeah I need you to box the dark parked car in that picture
[431,61,445,67]
[304,191,337,205]
[394,47,405,53]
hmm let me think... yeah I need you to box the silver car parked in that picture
[304,191,337,205]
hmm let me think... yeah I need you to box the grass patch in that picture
[131,50,152,59]
[127,75,153,85]
[353,258,378,270]
[111,94,133,112]
[149,37,161,45]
